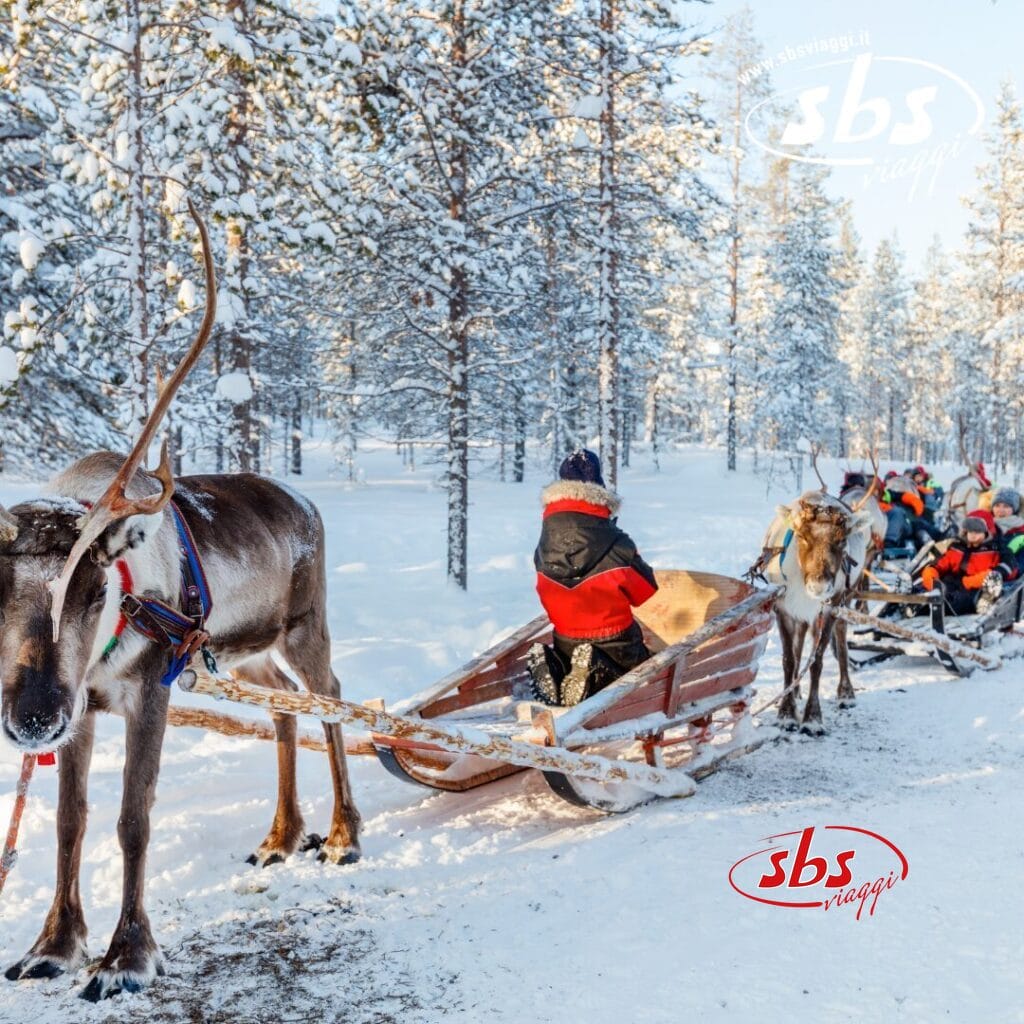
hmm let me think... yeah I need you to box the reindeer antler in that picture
[49,199,216,640]
[850,448,880,513]
[810,442,828,492]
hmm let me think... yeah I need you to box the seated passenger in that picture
[919,509,1016,615]
[908,465,942,515]
[991,487,1024,573]
[881,471,933,549]
[528,449,657,707]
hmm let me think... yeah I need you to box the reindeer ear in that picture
[90,509,166,567]
[776,504,792,522]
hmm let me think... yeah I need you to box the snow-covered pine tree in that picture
[961,79,1024,474]
[906,238,956,464]
[334,0,554,588]
[760,162,843,462]
[859,238,910,460]
[707,5,773,471]
[563,0,716,488]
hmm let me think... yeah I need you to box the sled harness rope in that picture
[109,501,216,686]
[745,528,793,584]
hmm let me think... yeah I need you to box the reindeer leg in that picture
[776,611,802,731]
[6,711,95,983]
[833,615,857,708]
[233,659,310,866]
[281,623,361,866]
[80,672,168,1002]
[801,617,834,736]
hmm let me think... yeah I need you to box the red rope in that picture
[0,754,37,897]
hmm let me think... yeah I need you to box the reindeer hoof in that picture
[776,714,800,732]
[6,941,88,982]
[317,844,361,866]
[6,957,64,981]
[838,696,857,709]
[248,831,319,867]
[79,955,164,1002]
[799,720,827,737]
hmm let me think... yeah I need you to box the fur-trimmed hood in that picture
[540,480,621,515]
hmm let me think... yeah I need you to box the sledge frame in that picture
[369,571,780,813]
[846,579,1024,676]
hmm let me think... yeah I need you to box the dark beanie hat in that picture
[558,449,605,487]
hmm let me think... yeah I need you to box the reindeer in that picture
[754,450,877,733]
[943,425,992,534]
[1,203,361,1001]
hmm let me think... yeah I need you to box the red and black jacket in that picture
[924,536,1017,591]
[534,480,658,640]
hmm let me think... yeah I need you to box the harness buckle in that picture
[185,584,202,620]
[120,593,145,621]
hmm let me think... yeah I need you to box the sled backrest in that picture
[635,570,759,652]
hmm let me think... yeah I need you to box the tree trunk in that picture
[596,0,620,489]
[125,0,150,433]
[291,398,302,475]
[446,0,470,590]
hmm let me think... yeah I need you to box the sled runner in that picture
[843,578,1024,676]
[366,570,779,813]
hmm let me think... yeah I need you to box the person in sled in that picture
[528,449,658,707]
[880,471,932,549]
[907,465,942,516]
[991,487,1024,574]
[919,508,1016,615]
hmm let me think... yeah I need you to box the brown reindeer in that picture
[757,473,875,733]
[1,203,361,1001]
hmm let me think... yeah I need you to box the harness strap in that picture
[114,501,215,686]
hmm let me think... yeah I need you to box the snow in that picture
[177,279,196,309]
[215,371,253,403]
[0,346,19,384]
[18,235,44,272]
[0,446,1021,1022]
[572,93,605,119]
[339,41,363,66]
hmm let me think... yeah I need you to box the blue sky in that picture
[692,0,1023,272]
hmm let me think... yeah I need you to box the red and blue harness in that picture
[104,501,215,687]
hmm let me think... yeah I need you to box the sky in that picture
[693,0,1024,272]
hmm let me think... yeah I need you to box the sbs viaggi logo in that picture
[729,826,909,921]
[744,47,985,196]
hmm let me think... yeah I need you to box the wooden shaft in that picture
[831,604,1001,669]
[165,706,376,756]
[179,669,697,797]
[851,589,935,605]
[0,754,37,896]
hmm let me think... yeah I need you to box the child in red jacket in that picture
[528,449,658,706]
[920,509,1015,615]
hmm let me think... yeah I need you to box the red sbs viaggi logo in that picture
[729,826,909,921]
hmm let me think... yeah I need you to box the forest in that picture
[2,2,1022,586]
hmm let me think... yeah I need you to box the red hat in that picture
[963,509,995,537]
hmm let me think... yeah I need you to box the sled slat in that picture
[556,586,780,737]
[583,666,759,730]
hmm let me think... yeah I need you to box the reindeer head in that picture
[0,499,128,752]
[0,198,215,756]
[783,495,866,600]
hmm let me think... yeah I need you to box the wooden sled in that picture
[368,571,779,813]
[844,578,1024,676]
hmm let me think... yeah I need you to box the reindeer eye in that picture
[90,584,108,609]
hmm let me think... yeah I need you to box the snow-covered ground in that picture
[0,443,1022,1024]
